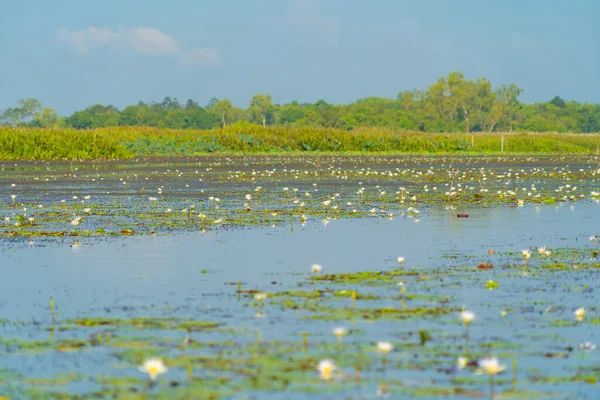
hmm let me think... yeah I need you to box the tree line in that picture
[2,71,599,133]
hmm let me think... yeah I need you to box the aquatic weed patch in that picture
[0,154,599,239]
[65,317,223,331]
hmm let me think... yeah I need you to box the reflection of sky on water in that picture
[1,202,598,318]
[0,202,598,398]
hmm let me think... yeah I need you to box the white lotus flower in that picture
[537,247,551,256]
[575,307,586,322]
[317,359,336,380]
[254,293,267,302]
[476,356,506,375]
[139,358,168,380]
[460,310,475,325]
[377,341,393,354]
[333,327,347,339]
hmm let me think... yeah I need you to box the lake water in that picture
[1,200,598,399]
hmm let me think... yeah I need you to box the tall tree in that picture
[471,78,496,131]
[495,83,522,132]
[2,98,43,126]
[19,98,43,120]
[185,99,200,110]
[213,99,234,127]
[550,96,566,108]
[5,71,597,133]
[35,108,58,128]
[249,94,274,127]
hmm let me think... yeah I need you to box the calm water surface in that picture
[1,203,599,399]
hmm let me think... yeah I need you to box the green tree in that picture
[67,110,93,129]
[160,97,181,110]
[277,101,306,126]
[469,78,496,131]
[495,83,522,132]
[426,72,468,130]
[576,104,600,133]
[213,99,235,127]
[550,96,566,108]
[1,108,22,126]
[187,107,221,129]
[185,99,200,110]
[445,72,485,133]
[35,108,58,128]
[19,98,43,120]
[2,98,43,126]
[8,71,597,133]
[249,94,274,127]
[119,105,143,126]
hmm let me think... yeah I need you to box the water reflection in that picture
[0,202,598,398]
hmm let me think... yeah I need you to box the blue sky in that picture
[0,0,598,115]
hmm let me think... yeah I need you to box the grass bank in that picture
[1,126,599,159]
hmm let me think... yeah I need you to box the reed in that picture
[0,127,132,159]
[1,126,599,159]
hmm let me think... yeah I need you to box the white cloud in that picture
[121,27,181,55]
[56,26,220,68]
[289,0,341,47]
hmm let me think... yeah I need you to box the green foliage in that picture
[249,93,275,127]
[1,98,42,126]
[34,107,58,128]
[1,126,600,159]
[212,98,235,127]
[418,329,432,346]
[3,73,600,133]
[0,127,133,159]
